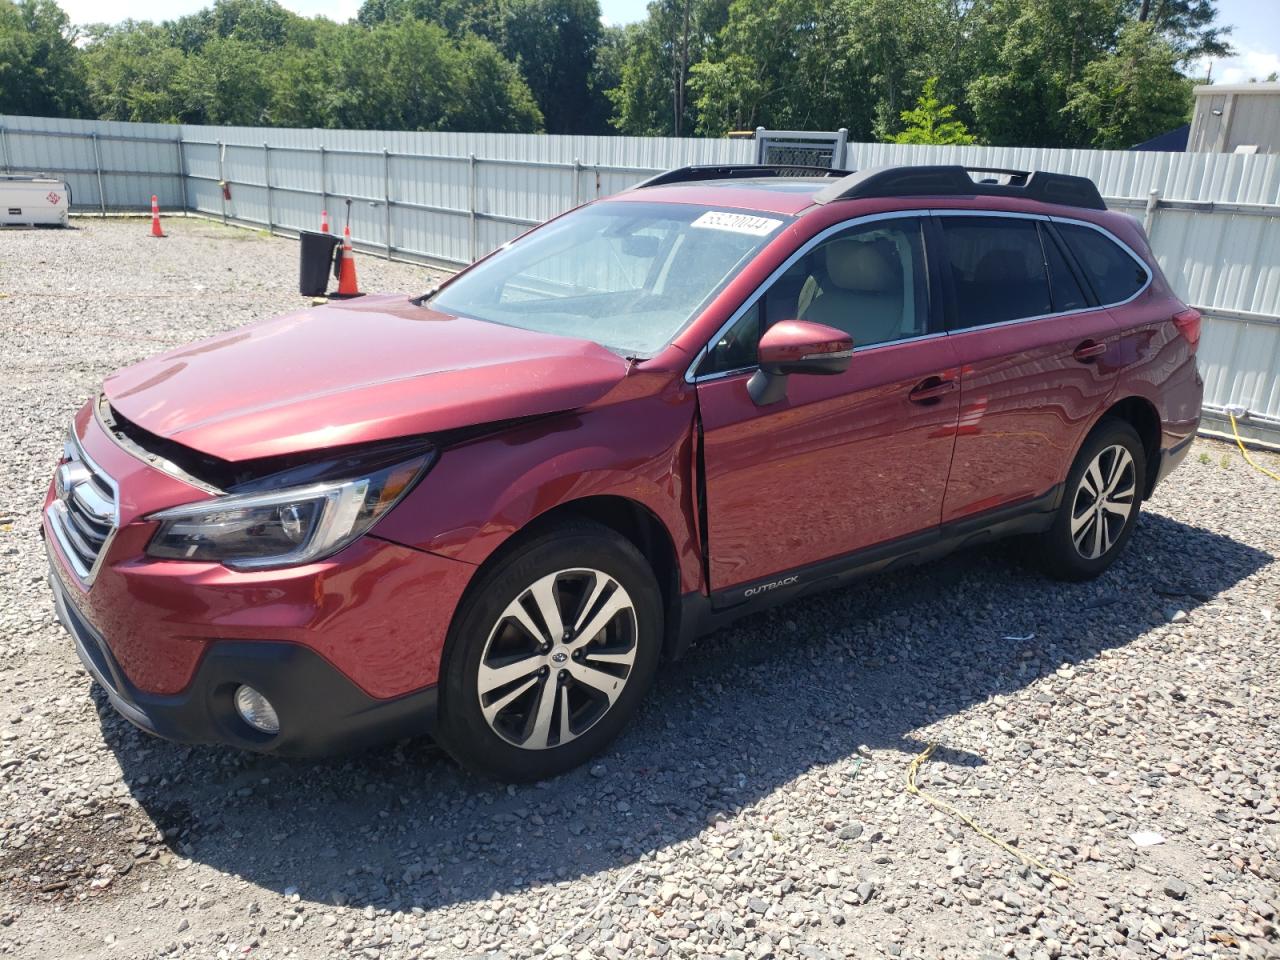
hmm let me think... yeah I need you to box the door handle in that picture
[908,376,957,404]
[1073,340,1108,363]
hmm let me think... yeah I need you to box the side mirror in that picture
[748,320,853,406]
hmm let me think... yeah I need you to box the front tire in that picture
[436,521,662,782]
[1037,418,1146,581]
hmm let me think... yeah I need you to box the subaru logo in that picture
[55,462,89,502]
[551,651,568,663]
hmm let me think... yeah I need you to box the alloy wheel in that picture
[476,568,638,750]
[1070,444,1136,560]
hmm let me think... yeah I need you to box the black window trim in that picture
[686,208,1153,383]
[1039,221,1099,311]
[686,210,942,383]
[927,209,1153,335]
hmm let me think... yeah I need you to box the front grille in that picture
[46,432,119,585]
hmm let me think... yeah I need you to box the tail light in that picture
[1172,308,1201,352]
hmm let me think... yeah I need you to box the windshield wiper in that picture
[410,286,439,306]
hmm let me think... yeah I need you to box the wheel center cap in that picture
[551,650,568,664]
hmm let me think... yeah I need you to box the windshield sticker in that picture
[691,211,783,236]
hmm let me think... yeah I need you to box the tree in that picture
[454,33,543,132]
[499,0,601,134]
[321,18,540,132]
[608,0,727,135]
[1063,19,1193,148]
[1128,0,1230,59]
[685,0,968,141]
[826,0,959,141]
[0,0,87,117]
[168,0,298,53]
[2,0,1232,144]
[686,0,824,135]
[965,0,1124,147]
[176,35,273,124]
[263,20,345,127]
[889,76,976,144]
[82,22,189,122]
[608,19,676,134]
[355,0,499,40]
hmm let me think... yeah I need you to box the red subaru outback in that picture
[44,165,1202,781]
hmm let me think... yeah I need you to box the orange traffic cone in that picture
[320,209,330,233]
[335,225,360,297]
[150,195,164,238]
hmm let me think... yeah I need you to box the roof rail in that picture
[812,165,1107,211]
[633,164,851,189]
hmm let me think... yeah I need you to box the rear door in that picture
[933,212,1127,523]
[694,214,961,595]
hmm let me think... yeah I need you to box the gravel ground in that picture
[1,217,1278,960]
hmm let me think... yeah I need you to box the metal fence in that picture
[2,113,1279,446]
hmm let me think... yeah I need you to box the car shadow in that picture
[93,511,1271,914]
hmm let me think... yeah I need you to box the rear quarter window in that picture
[1057,223,1149,305]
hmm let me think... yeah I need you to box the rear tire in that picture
[436,520,662,782]
[1037,419,1146,582]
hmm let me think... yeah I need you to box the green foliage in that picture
[610,0,728,135]
[0,0,87,117]
[889,77,977,145]
[352,0,601,132]
[607,19,676,135]
[825,0,958,141]
[0,0,1232,145]
[623,0,1225,147]
[964,0,1126,147]
[356,0,500,40]
[178,36,273,125]
[81,22,187,122]
[500,0,602,133]
[1063,20,1193,149]
[319,18,541,131]
[1124,0,1230,59]
[46,0,543,132]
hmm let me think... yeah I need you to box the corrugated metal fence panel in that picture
[1157,200,1280,423]
[3,115,1278,440]
[0,114,183,211]
[846,141,1280,204]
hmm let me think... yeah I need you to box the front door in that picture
[694,215,961,595]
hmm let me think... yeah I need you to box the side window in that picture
[698,218,930,375]
[1056,222,1148,305]
[1040,225,1090,312]
[940,217,1051,329]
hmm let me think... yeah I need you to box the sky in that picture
[55,0,1280,86]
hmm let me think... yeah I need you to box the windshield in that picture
[429,201,791,356]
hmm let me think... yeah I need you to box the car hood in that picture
[103,294,633,462]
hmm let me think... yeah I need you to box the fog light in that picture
[234,685,280,734]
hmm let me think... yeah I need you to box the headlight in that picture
[146,442,433,569]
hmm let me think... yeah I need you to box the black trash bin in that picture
[299,230,342,296]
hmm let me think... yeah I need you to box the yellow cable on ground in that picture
[906,743,1073,886]
[1228,412,1280,483]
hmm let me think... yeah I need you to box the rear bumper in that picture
[49,557,438,756]
[1152,430,1196,491]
